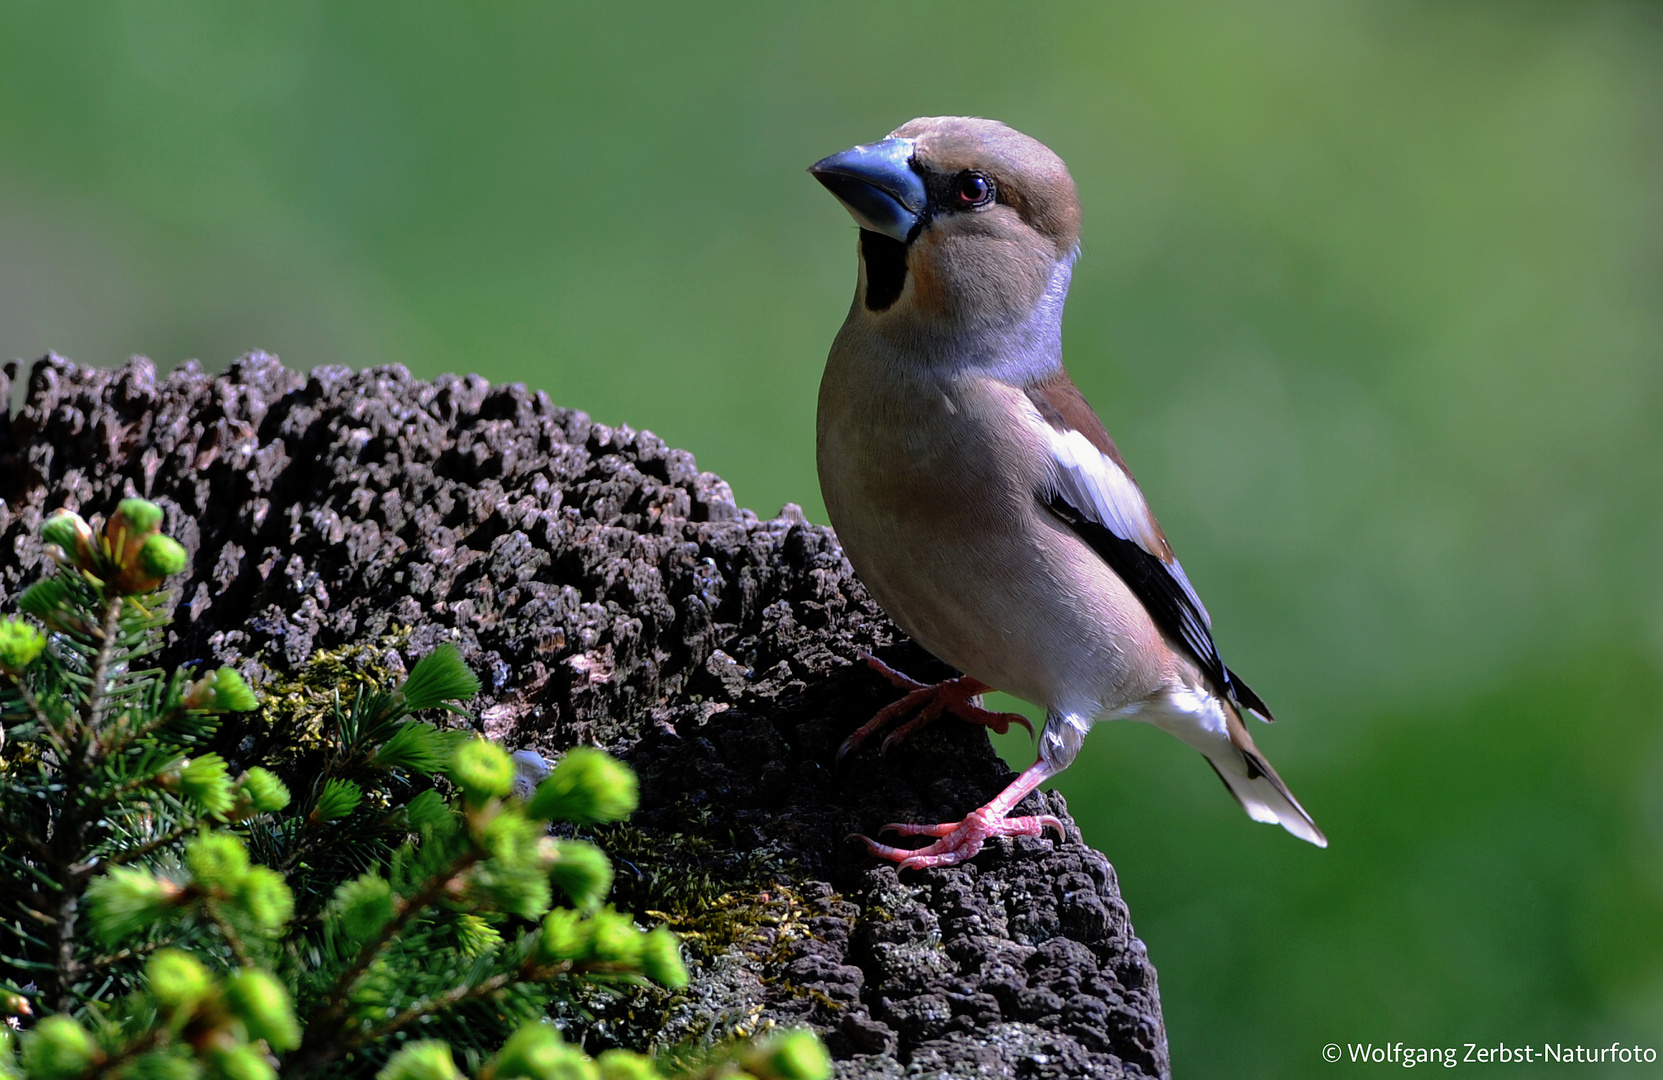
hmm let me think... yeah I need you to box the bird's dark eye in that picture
[954,171,992,208]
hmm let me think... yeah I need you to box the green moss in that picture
[594,819,809,965]
[253,642,842,1058]
[250,628,417,784]
[554,813,841,1057]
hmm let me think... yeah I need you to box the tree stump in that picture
[0,354,1170,1079]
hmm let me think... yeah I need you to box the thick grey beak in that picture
[809,137,925,243]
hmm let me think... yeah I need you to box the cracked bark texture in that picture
[0,354,1170,1080]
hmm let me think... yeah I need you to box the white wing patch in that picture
[1043,425,1213,630]
[1019,384,1280,722]
[1048,428,1160,554]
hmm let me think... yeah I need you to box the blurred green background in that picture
[3,2,1660,1074]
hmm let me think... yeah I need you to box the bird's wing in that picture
[1025,372,1273,720]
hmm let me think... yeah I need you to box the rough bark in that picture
[0,354,1170,1080]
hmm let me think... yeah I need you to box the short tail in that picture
[1205,742,1327,848]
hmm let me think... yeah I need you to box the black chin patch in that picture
[859,229,908,312]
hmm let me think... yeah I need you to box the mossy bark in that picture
[0,354,1170,1080]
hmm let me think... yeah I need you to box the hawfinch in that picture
[810,117,1326,870]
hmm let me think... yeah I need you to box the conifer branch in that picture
[96,701,185,759]
[68,1026,163,1080]
[81,594,125,741]
[92,772,177,811]
[90,819,195,870]
[288,847,486,1073]
[0,818,54,863]
[346,967,520,1052]
[84,936,175,971]
[204,897,253,967]
[0,499,825,1080]
[11,679,74,760]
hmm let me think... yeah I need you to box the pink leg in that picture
[838,653,1033,764]
[855,758,1067,871]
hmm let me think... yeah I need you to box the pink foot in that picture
[854,806,1066,871]
[838,653,1032,764]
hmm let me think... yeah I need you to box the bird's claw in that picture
[860,651,928,691]
[859,809,1067,871]
[878,821,957,838]
[839,653,1032,763]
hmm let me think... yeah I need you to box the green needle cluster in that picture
[0,499,829,1080]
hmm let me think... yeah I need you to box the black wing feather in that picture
[1043,493,1273,720]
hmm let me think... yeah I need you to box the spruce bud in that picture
[745,1031,831,1080]
[180,753,235,816]
[371,720,449,774]
[18,578,86,635]
[586,908,643,967]
[537,908,589,963]
[311,778,362,822]
[596,1050,660,1080]
[206,1043,277,1080]
[397,643,480,713]
[375,1040,461,1080]
[405,788,450,828]
[146,948,211,1009]
[492,1023,597,1080]
[482,807,540,864]
[0,619,46,675]
[239,767,291,813]
[123,1050,204,1080]
[113,498,166,535]
[525,747,637,824]
[640,925,688,990]
[547,840,613,911]
[448,738,515,803]
[139,534,186,575]
[223,969,300,1052]
[40,509,94,569]
[184,831,251,890]
[86,865,183,942]
[19,1015,98,1079]
[332,873,396,941]
[209,667,259,712]
[456,913,503,957]
[107,499,181,592]
[235,865,295,931]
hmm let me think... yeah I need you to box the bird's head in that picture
[810,116,1080,340]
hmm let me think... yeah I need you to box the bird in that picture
[808,117,1326,870]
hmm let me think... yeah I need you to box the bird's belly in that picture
[826,469,1167,718]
